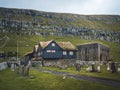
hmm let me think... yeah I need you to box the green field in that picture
[0,69,119,90]
[0,33,120,61]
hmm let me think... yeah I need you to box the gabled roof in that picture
[39,40,77,50]
[39,40,53,49]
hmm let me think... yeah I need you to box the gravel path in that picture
[32,67,120,87]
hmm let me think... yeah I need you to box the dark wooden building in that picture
[77,43,110,61]
[33,40,77,59]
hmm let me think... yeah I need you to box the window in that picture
[47,50,51,53]
[46,50,56,53]
[69,51,73,55]
[38,52,41,56]
[63,51,67,55]
[51,50,56,53]
[52,43,55,47]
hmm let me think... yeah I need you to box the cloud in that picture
[0,0,120,15]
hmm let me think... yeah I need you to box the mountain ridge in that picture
[0,7,120,43]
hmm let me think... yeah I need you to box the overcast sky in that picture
[0,0,120,15]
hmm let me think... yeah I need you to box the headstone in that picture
[14,63,19,75]
[86,64,96,72]
[110,62,116,73]
[91,64,95,72]
[41,61,44,67]
[86,65,92,72]
[20,65,25,76]
[25,60,31,77]
[107,64,110,71]
[97,65,101,72]
[117,68,120,72]
[0,62,8,71]
[25,66,30,76]
[76,64,81,72]
[11,63,15,71]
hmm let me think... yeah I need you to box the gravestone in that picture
[0,62,8,71]
[117,68,120,72]
[91,64,95,72]
[97,65,101,72]
[86,64,96,72]
[14,63,19,75]
[20,60,25,76]
[25,60,31,77]
[76,64,81,72]
[86,65,92,72]
[107,63,111,71]
[20,65,25,76]
[110,62,116,73]
[11,63,15,71]
[41,60,44,67]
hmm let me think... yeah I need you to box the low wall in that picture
[31,61,42,66]
[76,60,108,65]
[36,59,76,67]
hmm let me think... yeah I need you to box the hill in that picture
[0,7,120,43]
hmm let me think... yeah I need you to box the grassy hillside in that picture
[0,7,120,31]
[0,34,120,61]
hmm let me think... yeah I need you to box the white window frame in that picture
[47,50,56,53]
[47,50,51,53]
[51,43,55,47]
[63,51,67,55]
[69,51,73,55]
[52,50,56,53]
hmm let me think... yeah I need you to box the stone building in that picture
[77,43,110,61]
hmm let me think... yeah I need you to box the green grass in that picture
[40,65,120,81]
[0,69,120,90]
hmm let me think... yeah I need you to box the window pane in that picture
[52,43,55,46]
[47,50,56,53]
[69,51,73,55]
[52,50,56,53]
[63,51,67,55]
[47,50,51,52]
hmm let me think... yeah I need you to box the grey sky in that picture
[0,0,120,15]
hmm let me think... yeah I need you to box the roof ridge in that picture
[38,40,77,50]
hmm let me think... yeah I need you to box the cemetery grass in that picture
[0,69,120,90]
[41,65,120,81]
